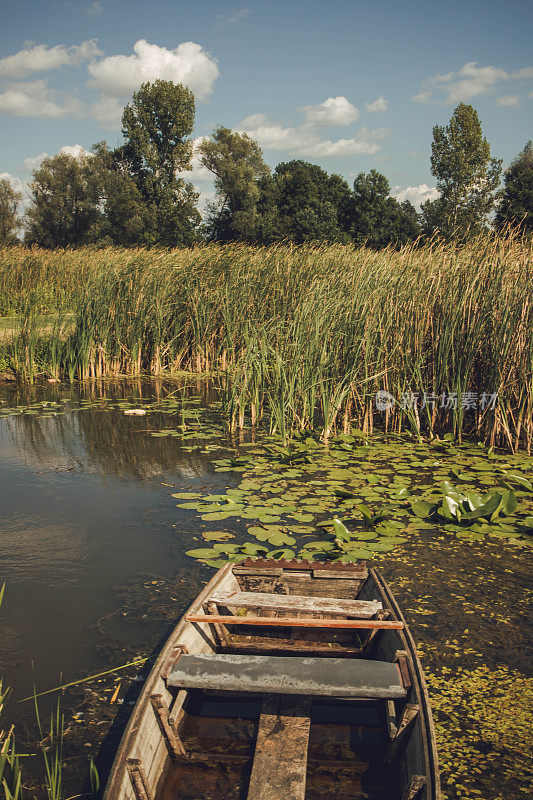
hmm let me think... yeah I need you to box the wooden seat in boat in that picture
[167,653,407,699]
[209,590,383,618]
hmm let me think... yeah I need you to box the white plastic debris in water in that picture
[124,409,147,415]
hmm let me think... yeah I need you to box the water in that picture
[0,380,531,800]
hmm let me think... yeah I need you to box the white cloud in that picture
[303,96,360,126]
[495,94,521,107]
[59,144,89,158]
[222,8,251,23]
[239,113,387,158]
[514,67,533,80]
[22,145,90,173]
[0,172,26,193]
[189,138,215,183]
[0,39,102,78]
[300,138,380,157]
[87,39,219,101]
[239,114,309,150]
[392,184,440,209]
[22,152,49,171]
[365,96,388,113]
[0,79,81,117]
[413,61,533,105]
[90,95,123,128]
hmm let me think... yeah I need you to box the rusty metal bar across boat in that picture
[185,614,404,629]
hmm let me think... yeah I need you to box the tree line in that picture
[0,79,532,247]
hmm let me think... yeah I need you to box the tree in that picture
[198,126,270,242]
[25,152,101,247]
[495,141,533,234]
[120,80,200,246]
[88,142,154,246]
[257,160,351,244]
[0,178,22,244]
[345,170,419,248]
[421,103,501,238]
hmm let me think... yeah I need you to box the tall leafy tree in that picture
[89,142,154,246]
[198,126,270,242]
[257,160,351,244]
[0,178,22,244]
[495,141,533,234]
[421,103,501,238]
[346,170,419,248]
[120,79,200,246]
[25,152,101,247]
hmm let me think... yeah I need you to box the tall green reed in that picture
[1,233,532,450]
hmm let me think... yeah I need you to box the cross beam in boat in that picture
[186,613,404,629]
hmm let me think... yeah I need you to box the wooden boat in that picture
[103,559,441,800]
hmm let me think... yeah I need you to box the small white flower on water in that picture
[124,408,147,415]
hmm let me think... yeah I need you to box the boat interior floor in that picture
[157,691,398,800]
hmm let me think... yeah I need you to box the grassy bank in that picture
[1,234,532,450]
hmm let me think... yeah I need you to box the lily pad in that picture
[185,548,219,559]
[267,533,296,546]
[202,531,235,541]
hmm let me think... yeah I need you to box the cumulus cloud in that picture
[90,95,123,128]
[0,39,102,78]
[59,144,89,158]
[365,96,388,113]
[300,138,379,158]
[0,79,81,117]
[239,113,388,158]
[303,96,360,126]
[495,94,521,107]
[87,39,219,101]
[392,184,440,209]
[189,138,215,183]
[413,61,533,105]
[22,152,49,171]
[22,145,90,173]
[0,172,26,193]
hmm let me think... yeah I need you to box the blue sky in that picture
[1,0,532,208]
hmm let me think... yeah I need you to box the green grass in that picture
[0,232,532,451]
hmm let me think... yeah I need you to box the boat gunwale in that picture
[369,567,442,800]
[102,563,233,800]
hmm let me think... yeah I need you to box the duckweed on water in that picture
[421,650,533,800]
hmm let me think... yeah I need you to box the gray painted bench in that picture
[167,653,406,699]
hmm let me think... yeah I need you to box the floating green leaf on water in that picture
[201,531,235,541]
[185,548,219,559]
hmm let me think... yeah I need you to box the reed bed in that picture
[1,233,532,450]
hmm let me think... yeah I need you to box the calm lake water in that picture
[0,380,531,799]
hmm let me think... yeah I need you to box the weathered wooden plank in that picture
[385,704,420,764]
[395,650,413,690]
[312,569,367,580]
[150,695,185,757]
[168,654,406,699]
[210,590,382,618]
[247,694,311,800]
[402,775,427,800]
[224,639,362,656]
[186,613,403,629]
